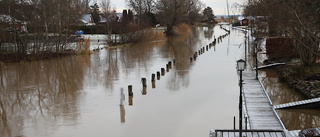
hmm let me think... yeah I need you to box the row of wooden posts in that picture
[120,27,231,106]
[120,59,176,106]
[190,30,230,62]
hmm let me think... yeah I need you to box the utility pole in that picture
[226,0,231,24]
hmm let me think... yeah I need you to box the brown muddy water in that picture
[246,37,320,131]
[259,70,320,131]
[0,26,245,137]
[0,26,317,137]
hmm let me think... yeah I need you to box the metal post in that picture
[234,116,236,130]
[239,70,243,137]
[245,32,247,62]
[255,44,258,80]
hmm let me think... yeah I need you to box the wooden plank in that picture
[289,131,297,137]
[222,131,228,137]
[315,128,320,134]
[269,132,277,137]
[216,131,222,137]
[252,131,259,137]
[254,63,285,70]
[258,132,265,137]
[264,132,272,137]
[246,131,253,137]
[275,132,284,137]
[228,132,235,137]
[233,132,239,137]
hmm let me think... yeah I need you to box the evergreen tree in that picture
[90,3,100,23]
[203,6,214,23]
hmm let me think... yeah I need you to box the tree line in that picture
[0,0,88,62]
[0,0,216,62]
[242,0,320,66]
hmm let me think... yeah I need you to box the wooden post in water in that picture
[128,85,133,96]
[120,88,125,106]
[120,105,125,123]
[152,81,156,89]
[166,64,169,72]
[141,78,147,87]
[129,96,133,106]
[142,87,147,95]
[161,68,165,76]
[151,74,155,82]
[157,71,160,80]
[168,61,172,69]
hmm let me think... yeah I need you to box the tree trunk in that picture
[166,24,173,36]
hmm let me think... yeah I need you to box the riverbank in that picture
[273,63,320,99]
[240,27,320,99]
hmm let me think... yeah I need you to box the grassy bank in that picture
[274,64,320,98]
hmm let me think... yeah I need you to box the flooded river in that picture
[259,70,320,131]
[0,26,245,137]
[1,25,318,137]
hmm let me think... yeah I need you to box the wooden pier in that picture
[210,69,289,137]
[210,129,286,137]
[274,97,320,109]
[253,63,285,70]
[242,71,285,130]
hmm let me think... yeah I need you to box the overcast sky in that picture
[97,0,245,15]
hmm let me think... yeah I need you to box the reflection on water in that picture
[201,26,215,40]
[120,106,125,123]
[259,69,305,104]
[0,55,90,137]
[0,26,246,137]
[259,69,320,130]
[277,109,320,130]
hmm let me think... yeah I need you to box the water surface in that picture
[0,26,249,137]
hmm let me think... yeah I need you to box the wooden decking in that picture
[274,97,320,109]
[210,70,289,137]
[254,63,285,70]
[242,71,285,130]
[210,129,286,137]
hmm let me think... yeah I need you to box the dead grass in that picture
[139,29,167,43]
[76,38,92,54]
[172,23,191,36]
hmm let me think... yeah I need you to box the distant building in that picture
[0,14,27,33]
[241,19,249,26]
[80,14,95,26]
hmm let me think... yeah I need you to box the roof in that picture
[80,14,93,24]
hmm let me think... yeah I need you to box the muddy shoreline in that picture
[273,64,320,99]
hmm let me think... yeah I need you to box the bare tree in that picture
[156,0,201,35]
[243,0,320,66]
[100,0,117,44]
[0,0,87,62]
[126,0,156,25]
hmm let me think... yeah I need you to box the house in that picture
[241,19,249,26]
[0,14,28,33]
[80,14,95,26]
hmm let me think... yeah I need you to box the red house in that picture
[241,19,249,26]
